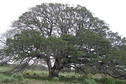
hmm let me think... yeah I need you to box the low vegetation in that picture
[0,67,126,84]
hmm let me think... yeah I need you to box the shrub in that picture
[52,77,59,81]
[72,79,78,83]
[1,77,16,83]
[94,78,124,84]
[85,79,96,84]
[11,74,24,82]
[33,73,36,75]
[115,80,126,84]
[0,73,17,83]
[25,73,30,75]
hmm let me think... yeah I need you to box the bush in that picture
[52,77,59,81]
[98,78,115,84]
[115,80,126,84]
[0,77,16,83]
[11,74,24,82]
[72,79,78,83]
[25,73,30,75]
[94,78,126,84]
[0,73,30,84]
[0,73,17,83]
[85,79,96,84]
[33,73,36,75]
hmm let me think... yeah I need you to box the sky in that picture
[0,0,126,37]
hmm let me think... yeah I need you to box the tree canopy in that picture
[0,3,126,78]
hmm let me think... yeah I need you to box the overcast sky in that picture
[0,0,126,37]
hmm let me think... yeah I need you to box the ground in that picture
[0,66,126,84]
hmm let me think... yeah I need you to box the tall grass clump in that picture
[85,79,96,84]
[95,77,126,84]
[0,73,16,83]
[52,77,60,82]
[0,73,30,84]
[115,80,126,84]
[11,74,24,82]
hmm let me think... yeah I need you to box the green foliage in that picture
[0,68,126,84]
[61,35,77,45]
[11,74,24,82]
[115,80,126,84]
[5,30,67,58]
[46,36,67,55]
[0,73,31,84]
[72,79,78,83]
[85,79,96,84]
[52,77,59,81]
[0,73,17,83]
[76,28,111,54]
[95,78,126,84]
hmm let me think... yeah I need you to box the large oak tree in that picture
[1,3,126,78]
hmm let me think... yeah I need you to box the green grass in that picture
[0,66,11,72]
[0,66,126,84]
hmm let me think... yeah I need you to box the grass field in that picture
[0,66,126,84]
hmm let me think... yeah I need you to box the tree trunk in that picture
[48,68,59,77]
[48,57,61,77]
